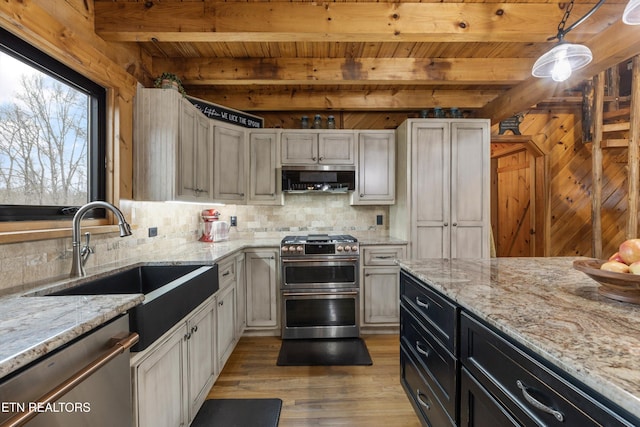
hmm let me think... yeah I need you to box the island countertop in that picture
[397,257,640,419]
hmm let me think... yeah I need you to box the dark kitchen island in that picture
[398,257,640,426]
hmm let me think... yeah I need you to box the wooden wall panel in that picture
[495,108,629,258]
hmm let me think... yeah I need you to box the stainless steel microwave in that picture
[281,166,355,193]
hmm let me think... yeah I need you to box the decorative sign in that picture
[498,114,524,135]
[186,96,263,128]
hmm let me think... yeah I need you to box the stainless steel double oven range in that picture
[280,234,360,339]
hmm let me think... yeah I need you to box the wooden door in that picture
[318,132,355,164]
[245,250,278,328]
[355,131,395,204]
[494,149,534,257]
[249,131,279,204]
[187,300,216,423]
[281,132,318,164]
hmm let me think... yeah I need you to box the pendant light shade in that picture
[623,0,640,24]
[531,42,593,82]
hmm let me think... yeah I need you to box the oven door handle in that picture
[281,257,360,263]
[282,291,359,297]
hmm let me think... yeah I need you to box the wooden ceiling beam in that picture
[186,88,501,111]
[478,19,640,124]
[154,57,531,86]
[95,2,622,43]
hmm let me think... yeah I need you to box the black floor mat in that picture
[276,338,373,366]
[191,398,282,427]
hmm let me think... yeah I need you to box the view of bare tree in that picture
[0,72,88,206]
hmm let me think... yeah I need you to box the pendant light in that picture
[532,0,605,82]
[623,0,640,24]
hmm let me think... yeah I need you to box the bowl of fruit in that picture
[573,238,640,304]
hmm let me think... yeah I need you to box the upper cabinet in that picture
[134,88,213,202]
[281,130,355,166]
[213,123,246,203]
[248,130,282,205]
[391,119,490,259]
[351,130,395,205]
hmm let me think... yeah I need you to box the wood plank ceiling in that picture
[94,0,638,123]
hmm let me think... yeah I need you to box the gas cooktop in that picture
[281,234,358,244]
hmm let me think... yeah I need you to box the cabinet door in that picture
[187,300,216,423]
[353,131,395,204]
[281,132,318,164]
[451,121,490,258]
[214,124,246,202]
[460,367,520,427]
[318,132,355,164]
[245,250,279,328]
[235,253,247,336]
[177,104,198,200]
[193,114,212,199]
[135,325,188,427]
[362,266,400,324]
[249,131,281,204]
[411,121,450,259]
[216,284,236,368]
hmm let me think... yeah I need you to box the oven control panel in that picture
[280,243,359,256]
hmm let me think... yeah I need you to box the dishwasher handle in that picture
[0,332,139,427]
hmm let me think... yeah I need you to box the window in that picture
[0,28,106,222]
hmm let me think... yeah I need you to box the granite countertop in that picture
[0,234,402,379]
[397,257,640,419]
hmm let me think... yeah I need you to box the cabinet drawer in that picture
[401,346,455,427]
[218,259,236,289]
[362,246,405,266]
[400,271,457,354]
[401,306,457,420]
[461,312,638,427]
[460,367,520,427]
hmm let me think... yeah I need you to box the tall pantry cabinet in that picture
[390,119,490,259]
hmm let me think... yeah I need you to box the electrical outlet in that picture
[376,215,383,225]
[230,216,237,227]
[148,227,158,237]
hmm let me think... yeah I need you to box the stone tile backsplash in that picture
[0,196,388,293]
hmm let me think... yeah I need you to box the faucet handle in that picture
[80,232,94,260]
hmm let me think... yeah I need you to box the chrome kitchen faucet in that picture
[70,201,132,277]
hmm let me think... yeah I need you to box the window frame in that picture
[0,27,107,222]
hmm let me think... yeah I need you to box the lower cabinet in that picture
[132,297,215,427]
[361,245,406,327]
[245,249,279,331]
[400,270,640,427]
[216,283,236,368]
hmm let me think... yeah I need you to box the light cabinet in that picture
[352,131,396,205]
[134,88,213,202]
[235,252,247,336]
[213,123,247,202]
[178,101,212,200]
[391,119,490,259]
[361,245,405,327]
[281,130,355,165]
[216,283,236,368]
[248,130,282,205]
[132,297,216,427]
[245,249,279,331]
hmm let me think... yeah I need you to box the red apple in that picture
[609,252,625,263]
[618,238,640,265]
[601,260,630,273]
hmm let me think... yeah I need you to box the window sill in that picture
[0,220,122,244]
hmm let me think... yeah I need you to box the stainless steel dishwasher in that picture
[0,315,138,427]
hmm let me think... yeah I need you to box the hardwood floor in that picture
[207,334,422,426]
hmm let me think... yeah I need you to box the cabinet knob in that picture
[312,157,317,161]
[219,300,224,306]
[452,223,457,227]
[444,222,448,227]
[360,194,364,197]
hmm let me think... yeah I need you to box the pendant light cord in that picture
[551,0,606,41]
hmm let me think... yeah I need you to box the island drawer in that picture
[401,305,457,420]
[362,246,405,266]
[401,345,456,427]
[460,312,639,427]
[400,271,458,354]
[460,366,520,426]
